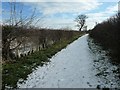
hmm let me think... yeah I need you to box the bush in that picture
[89,12,120,63]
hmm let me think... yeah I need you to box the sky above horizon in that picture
[1,0,120,30]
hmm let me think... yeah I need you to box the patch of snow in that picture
[17,34,120,88]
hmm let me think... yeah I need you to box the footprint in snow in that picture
[87,82,92,87]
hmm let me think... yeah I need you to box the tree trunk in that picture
[79,27,82,31]
[2,42,11,61]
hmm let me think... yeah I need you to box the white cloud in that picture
[106,4,118,14]
[86,4,118,29]
[34,1,101,15]
[33,1,118,30]
[29,1,101,30]
[20,1,101,30]
[2,0,120,2]
[37,15,76,29]
[2,0,118,30]
[2,0,98,2]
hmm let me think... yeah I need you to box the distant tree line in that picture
[2,25,82,61]
[89,12,120,63]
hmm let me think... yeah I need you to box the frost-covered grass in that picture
[2,33,84,89]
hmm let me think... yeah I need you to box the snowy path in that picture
[18,34,120,88]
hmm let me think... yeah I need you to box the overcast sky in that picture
[1,0,119,30]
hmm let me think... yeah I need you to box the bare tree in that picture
[2,2,41,61]
[75,14,88,31]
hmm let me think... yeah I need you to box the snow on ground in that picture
[18,34,120,88]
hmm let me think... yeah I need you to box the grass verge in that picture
[2,33,85,89]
